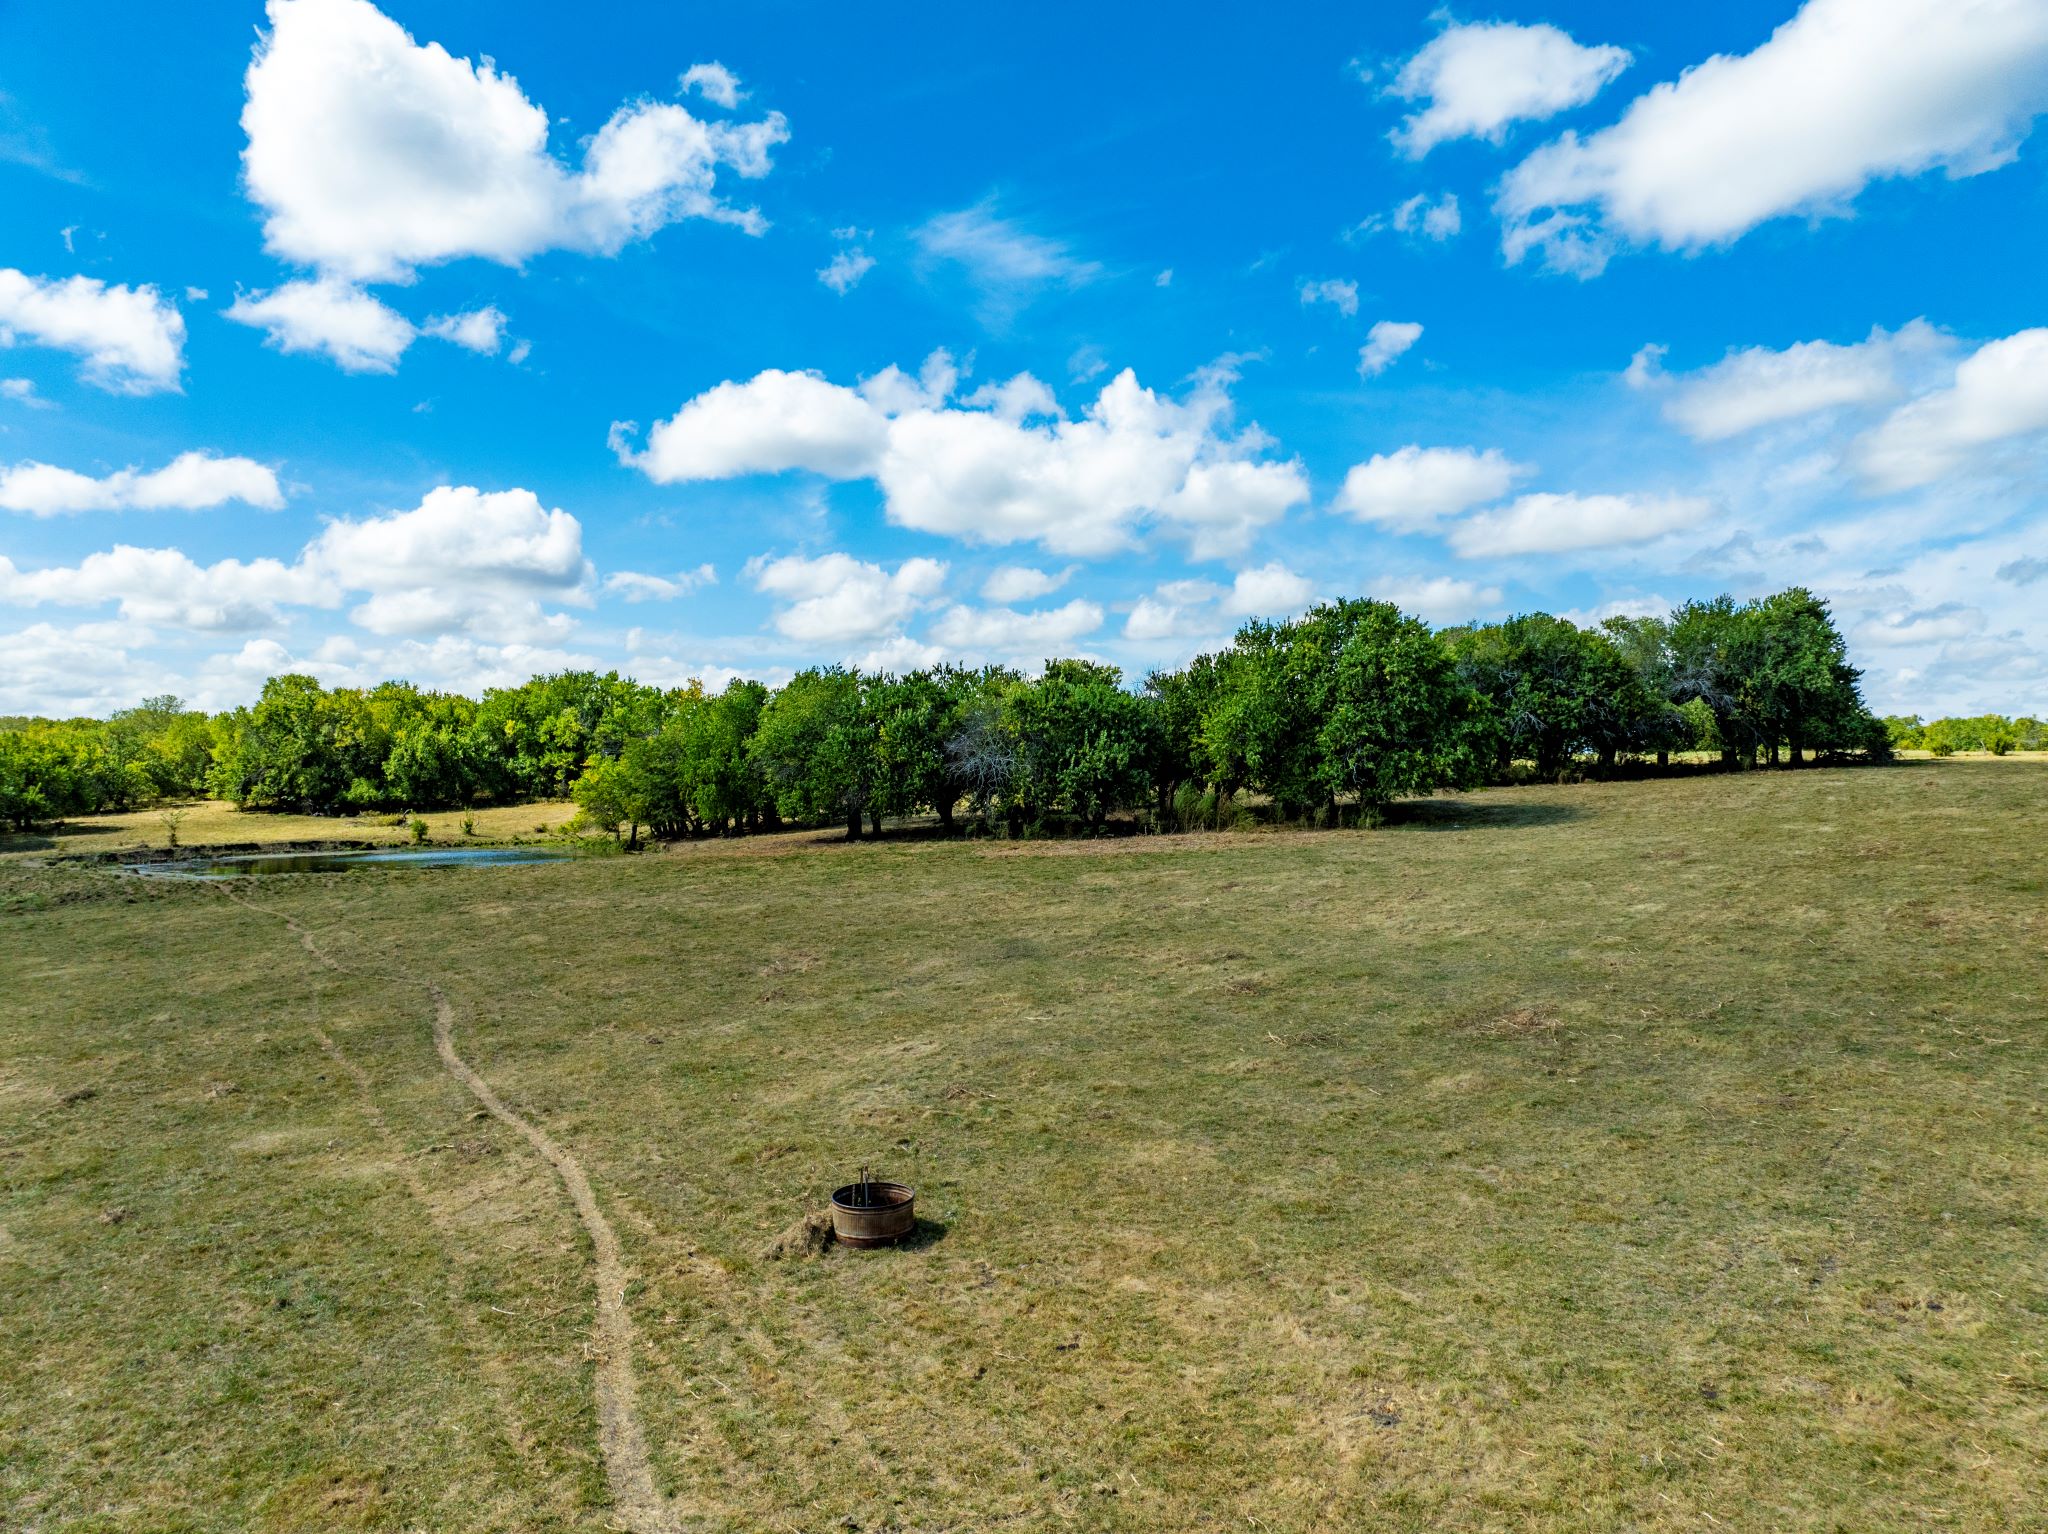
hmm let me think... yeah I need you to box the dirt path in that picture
[308,1025,544,1466]
[423,979,677,1532]
[207,881,680,1534]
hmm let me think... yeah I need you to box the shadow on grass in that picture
[1388,796,1585,832]
[0,818,118,854]
[879,1217,950,1252]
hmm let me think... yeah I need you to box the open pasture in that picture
[0,796,579,864]
[3,761,2045,1531]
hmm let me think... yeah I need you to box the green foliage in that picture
[1302,599,1489,812]
[867,665,1001,829]
[1144,653,1225,806]
[1895,713,2044,755]
[1676,697,1720,752]
[0,586,1933,843]
[1198,601,1485,820]
[0,717,157,830]
[1007,659,1157,831]
[1662,589,1880,765]
[942,681,1021,831]
[1448,613,1658,772]
[747,668,875,837]
[199,670,671,814]
[570,751,662,847]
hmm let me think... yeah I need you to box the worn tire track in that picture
[204,879,681,1534]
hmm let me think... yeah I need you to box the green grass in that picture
[4,761,2045,1530]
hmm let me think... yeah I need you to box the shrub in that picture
[409,816,429,844]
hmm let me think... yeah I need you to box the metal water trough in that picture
[829,1175,916,1248]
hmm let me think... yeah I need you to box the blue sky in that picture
[3,0,2045,717]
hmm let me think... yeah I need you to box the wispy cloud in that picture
[913,200,1100,324]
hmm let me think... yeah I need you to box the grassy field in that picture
[3,761,2045,1531]
[0,795,580,861]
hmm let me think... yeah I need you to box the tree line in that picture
[1882,713,2046,757]
[1,587,1914,837]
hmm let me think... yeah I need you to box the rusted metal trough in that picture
[829,1173,916,1248]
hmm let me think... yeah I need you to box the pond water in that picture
[124,847,573,878]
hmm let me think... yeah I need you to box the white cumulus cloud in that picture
[980,564,1073,603]
[1335,445,1527,530]
[1375,575,1505,624]
[1222,561,1316,616]
[1654,320,1943,440]
[679,61,746,109]
[1447,491,1717,557]
[1121,566,1315,645]
[421,305,508,354]
[748,551,947,644]
[620,367,893,480]
[1390,20,1631,157]
[241,0,788,284]
[227,279,416,372]
[0,451,285,517]
[0,268,185,394]
[927,598,1104,654]
[1358,320,1423,378]
[1854,327,2048,491]
[603,565,717,602]
[0,620,187,718]
[0,546,324,631]
[621,355,1308,558]
[0,485,632,700]
[305,485,593,640]
[1499,0,2048,276]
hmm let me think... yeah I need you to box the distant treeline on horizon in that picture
[2,587,2014,839]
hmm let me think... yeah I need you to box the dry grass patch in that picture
[1468,1005,1568,1039]
[0,796,579,861]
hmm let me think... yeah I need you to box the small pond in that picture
[125,847,573,878]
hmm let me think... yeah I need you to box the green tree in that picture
[943,682,1021,833]
[1143,652,1225,816]
[0,726,93,831]
[1007,660,1156,832]
[1749,587,1866,766]
[1199,619,1322,816]
[382,692,484,808]
[1600,616,1691,767]
[1303,599,1487,817]
[209,675,353,810]
[1449,613,1640,774]
[1668,597,1763,766]
[749,668,876,838]
[571,753,654,847]
[873,664,1015,831]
